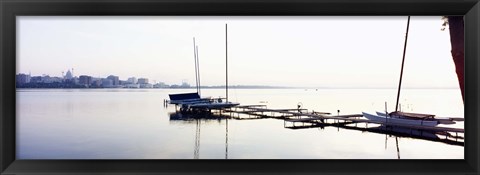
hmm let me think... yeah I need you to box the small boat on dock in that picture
[362,112,439,126]
[169,92,239,112]
[375,111,458,125]
[187,99,239,110]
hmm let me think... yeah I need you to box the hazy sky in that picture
[17,16,459,88]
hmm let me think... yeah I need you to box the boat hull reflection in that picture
[169,111,231,122]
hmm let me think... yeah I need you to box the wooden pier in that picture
[167,102,464,145]
[224,105,464,133]
[216,105,464,145]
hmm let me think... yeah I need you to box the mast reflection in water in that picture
[169,111,230,159]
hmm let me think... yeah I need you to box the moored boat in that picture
[187,98,239,109]
[168,30,240,112]
[362,112,439,126]
[375,111,457,125]
[168,92,239,111]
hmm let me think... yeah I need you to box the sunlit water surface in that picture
[17,88,464,159]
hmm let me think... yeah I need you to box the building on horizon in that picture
[137,78,148,84]
[64,69,73,80]
[42,76,63,83]
[153,82,169,88]
[79,75,92,87]
[28,75,63,84]
[180,81,191,88]
[119,80,128,85]
[30,76,42,83]
[107,75,119,85]
[125,84,140,88]
[102,78,113,87]
[127,77,137,84]
[91,79,102,88]
[16,73,31,84]
[139,83,153,88]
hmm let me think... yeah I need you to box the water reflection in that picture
[225,117,229,159]
[171,110,463,157]
[194,119,200,159]
[384,135,401,159]
[170,110,463,159]
[286,120,463,147]
[169,111,231,159]
[395,137,400,159]
[17,89,464,159]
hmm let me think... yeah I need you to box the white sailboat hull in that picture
[362,112,439,126]
[376,111,457,125]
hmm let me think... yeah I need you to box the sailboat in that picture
[362,111,440,126]
[362,16,457,127]
[168,24,239,112]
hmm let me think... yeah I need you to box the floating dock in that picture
[224,105,463,132]
[214,105,464,145]
[169,103,464,146]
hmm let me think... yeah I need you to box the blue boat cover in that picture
[169,93,200,101]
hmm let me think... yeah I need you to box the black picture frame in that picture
[1,0,479,174]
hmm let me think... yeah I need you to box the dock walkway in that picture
[165,103,464,145]
[217,105,465,144]
[225,106,464,133]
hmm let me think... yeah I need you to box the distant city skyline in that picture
[17,16,460,89]
[16,71,460,89]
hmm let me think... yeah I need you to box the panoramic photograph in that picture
[16,16,464,159]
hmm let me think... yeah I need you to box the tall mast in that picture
[225,23,229,160]
[395,16,411,112]
[225,23,228,102]
[196,45,201,96]
[193,37,199,94]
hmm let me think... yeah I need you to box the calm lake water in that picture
[16,88,464,159]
